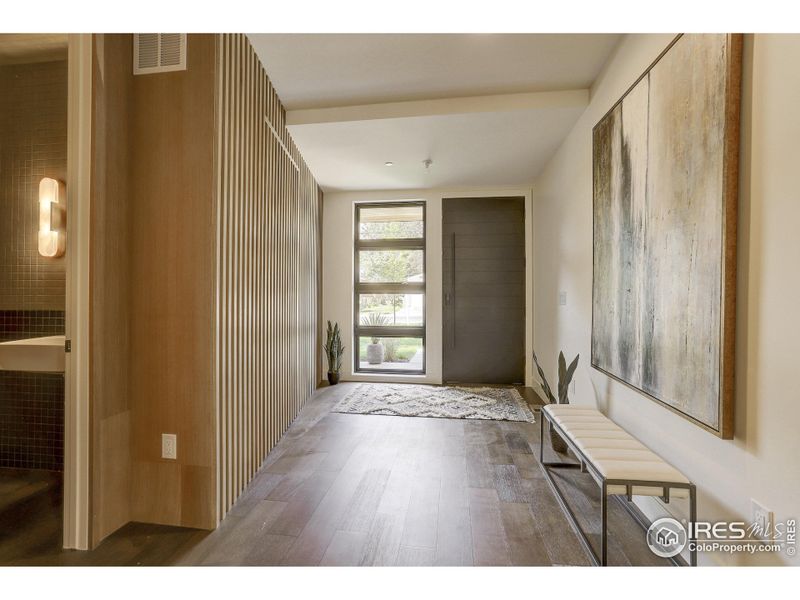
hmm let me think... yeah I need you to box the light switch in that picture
[559,291,567,306]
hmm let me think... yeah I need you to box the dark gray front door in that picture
[442,197,525,384]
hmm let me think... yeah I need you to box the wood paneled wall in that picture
[128,34,218,530]
[215,34,322,520]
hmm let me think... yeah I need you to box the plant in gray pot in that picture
[533,350,579,454]
[361,313,389,364]
[323,321,345,385]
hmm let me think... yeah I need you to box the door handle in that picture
[451,233,456,347]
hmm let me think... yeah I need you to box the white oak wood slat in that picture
[246,40,253,483]
[234,34,242,502]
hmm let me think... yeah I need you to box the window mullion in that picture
[356,238,425,251]
[356,283,425,294]
[355,326,424,338]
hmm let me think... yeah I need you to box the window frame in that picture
[354,201,426,375]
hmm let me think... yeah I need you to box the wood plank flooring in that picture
[0,383,669,566]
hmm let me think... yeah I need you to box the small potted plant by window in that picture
[323,321,345,385]
[361,313,389,364]
[533,350,579,454]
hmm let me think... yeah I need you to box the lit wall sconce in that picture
[38,177,66,258]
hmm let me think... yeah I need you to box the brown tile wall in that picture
[0,371,64,471]
[0,309,64,343]
[0,60,68,311]
[0,60,67,471]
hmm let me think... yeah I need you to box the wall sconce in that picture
[38,177,66,258]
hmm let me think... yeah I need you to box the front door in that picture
[442,197,525,384]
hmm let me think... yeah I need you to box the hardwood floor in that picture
[0,469,63,564]
[0,383,669,566]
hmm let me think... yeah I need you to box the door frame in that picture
[63,33,92,550]
[440,190,533,388]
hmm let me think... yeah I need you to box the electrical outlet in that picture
[559,291,567,306]
[751,499,773,540]
[162,433,177,460]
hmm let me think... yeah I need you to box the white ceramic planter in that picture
[366,342,384,365]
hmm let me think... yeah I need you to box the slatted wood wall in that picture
[215,34,322,521]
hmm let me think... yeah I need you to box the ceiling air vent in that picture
[133,34,187,75]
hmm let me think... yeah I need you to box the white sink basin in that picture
[0,335,66,372]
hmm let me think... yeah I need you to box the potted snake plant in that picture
[533,350,579,454]
[323,321,345,385]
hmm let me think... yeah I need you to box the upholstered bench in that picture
[539,404,697,566]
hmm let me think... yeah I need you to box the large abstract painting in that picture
[591,34,741,438]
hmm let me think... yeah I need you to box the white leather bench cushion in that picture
[542,404,690,498]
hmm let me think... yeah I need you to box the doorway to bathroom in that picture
[0,34,73,562]
[0,34,91,564]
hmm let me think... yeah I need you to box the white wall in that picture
[533,34,800,566]
[323,187,533,386]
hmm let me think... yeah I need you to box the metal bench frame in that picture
[538,408,697,566]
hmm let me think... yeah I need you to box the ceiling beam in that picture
[286,88,589,126]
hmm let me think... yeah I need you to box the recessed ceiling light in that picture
[384,161,394,167]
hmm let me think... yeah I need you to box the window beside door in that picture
[354,202,425,374]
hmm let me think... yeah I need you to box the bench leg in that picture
[601,481,608,566]
[539,411,545,464]
[690,485,697,567]
[538,410,601,566]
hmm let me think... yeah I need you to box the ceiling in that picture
[249,34,620,110]
[0,34,68,66]
[248,34,622,191]
[288,104,587,191]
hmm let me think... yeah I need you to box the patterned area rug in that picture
[332,383,535,423]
